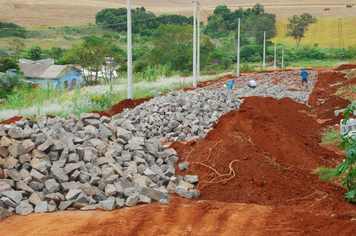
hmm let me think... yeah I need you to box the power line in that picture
[197,2,212,17]
[166,0,191,5]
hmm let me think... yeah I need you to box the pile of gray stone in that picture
[204,71,317,104]
[115,89,243,142]
[0,113,200,218]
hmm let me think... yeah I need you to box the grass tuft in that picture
[312,167,337,182]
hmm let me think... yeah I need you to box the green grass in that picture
[0,70,222,121]
[288,59,346,68]
[321,128,340,144]
[312,167,337,182]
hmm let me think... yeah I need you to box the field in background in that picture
[1,1,356,28]
[274,18,356,48]
[1,1,356,50]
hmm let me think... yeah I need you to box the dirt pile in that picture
[171,97,344,205]
[108,97,152,115]
[335,64,356,71]
[0,116,23,125]
[308,71,351,126]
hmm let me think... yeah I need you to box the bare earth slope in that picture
[1,0,356,28]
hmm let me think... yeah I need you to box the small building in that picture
[19,63,83,89]
[6,69,18,74]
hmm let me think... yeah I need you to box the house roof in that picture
[19,63,74,79]
[19,58,54,65]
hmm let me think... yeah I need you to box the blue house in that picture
[19,63,83,89]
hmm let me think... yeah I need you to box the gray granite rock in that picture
[35,201,48,213]
[0,207,12,218]
[15,201,33,215]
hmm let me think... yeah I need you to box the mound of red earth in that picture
[170,96,355,234]
[308,70,352,126]
[107,97,152,115]
[335,64,356,71]
[171,97,344,204]
[90,97,153,117]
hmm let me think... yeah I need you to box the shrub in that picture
[0,73,20,93]
[334,104,356,202]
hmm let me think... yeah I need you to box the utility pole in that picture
[193,1,197,88]
[274,43,276,70]
[263,31,266,70]
[197,5,200,81]
[16,45,19,63]
[127,0,133,99]
[237,18,241,77]
[282,47,284,70]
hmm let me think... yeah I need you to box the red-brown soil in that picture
[170,97,355,234]
[1,67,356,235]
[0,116,23,125]
[308,70,353,126]
[107,97,152,115]
[172,97,342,204]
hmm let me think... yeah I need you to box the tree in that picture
[287,13,317,47]
[252,3,265,15]
[59,36,124,85]
[253,16,276,44]
[214,5,231,15]
[28,46,43,60]
[0,58,20,72]
[147,25,215,72]
[0,73,21,98]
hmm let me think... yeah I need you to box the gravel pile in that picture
[0,114,199,217]
[114,89,243,142]
[204,71,317,104]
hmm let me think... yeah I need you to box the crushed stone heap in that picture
[204,71,318,104]
[0,113,200,217]
[114,89,243,142]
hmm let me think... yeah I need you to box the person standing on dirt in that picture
[248,80,257,88]
[299,68,309,88]
[228,79,235,89]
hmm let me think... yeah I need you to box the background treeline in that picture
[0,22,26,38]
[95,7,193,36]
[205,4,276,45]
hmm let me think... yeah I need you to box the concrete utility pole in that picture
[197,6,200,80]
[282,47,284,70]
[263,31,266,70]
[274,43,276,70]
[237,18,241,77]
[127,0,133,99]
[193,1,197,88]
[16,45,19,63]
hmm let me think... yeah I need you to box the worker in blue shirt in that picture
[228,79,235,89]
[299,68,309,88]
